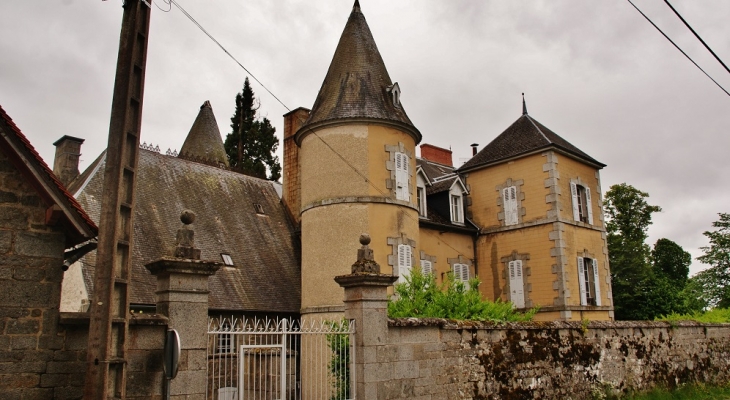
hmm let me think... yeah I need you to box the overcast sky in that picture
[1,0,728,275]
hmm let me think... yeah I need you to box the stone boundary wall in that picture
[375,319,730,399]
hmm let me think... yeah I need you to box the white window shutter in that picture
[577,257,587,305]
[585,187,594,225]
[592,258,601,306]
[509,260,525,308]
[502,187,518,226]
[397,244,412,283]
[421,260,433,275]
[395,153,410,202]
[571,182,580,221]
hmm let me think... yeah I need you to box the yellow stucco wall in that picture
[417,228,474,284]
[477,224,555,306]
[466,153,550,229]
[299,124,417,207]
[299,122,419,314]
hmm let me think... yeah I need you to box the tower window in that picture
[395,152,410,201]
[389,82,401,107]
[254,203,265,215]
[221,254,234,266]
[397,244,412,284]
[570,182,593,224]
[577,257,602,306]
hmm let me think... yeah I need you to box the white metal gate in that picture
[206,317,355,400]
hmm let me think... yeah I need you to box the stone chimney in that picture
[53,135,84,186]
[420,143,453,166]
[282,107,310,226]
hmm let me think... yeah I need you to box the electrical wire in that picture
[168,0,291,112]
[627,0,730,97]
[663,0,730,75]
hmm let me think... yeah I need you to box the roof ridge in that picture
[525,114,551,144]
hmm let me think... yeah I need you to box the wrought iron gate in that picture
[206,317,355,400]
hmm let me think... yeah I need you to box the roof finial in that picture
[353,0,361,13]
[522,93,528,115]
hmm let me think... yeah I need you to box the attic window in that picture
[254,203,265,215]
[389,82,401,107]
[221,254,233,266]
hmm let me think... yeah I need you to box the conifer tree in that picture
[224,77,281,181]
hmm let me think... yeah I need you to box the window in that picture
[450,194,463,223]
[254,203,265,215]
[221,254,233,266]
[397,244,412,284]
[417,186,427,217]
[452,263,470,290]
[420,259,433,275]
[217,321,233,354]
[395,152,410,201]
[502,186,518,226]
[577,257,602,306]
[570,182,593,224]
[508,260,525,308]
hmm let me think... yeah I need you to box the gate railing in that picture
[206,317,355,400]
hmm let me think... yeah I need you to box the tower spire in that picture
[522,93,528,115]
[353,0,361,12]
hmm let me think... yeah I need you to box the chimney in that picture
[282,107,310,226]
[420,144,453,166]
[53,135,85,187]
[471,143,479,156]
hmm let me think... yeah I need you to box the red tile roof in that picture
[0,104,98,242]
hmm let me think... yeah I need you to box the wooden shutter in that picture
[421,259,433,275]
[509,260,525,308]
[592,258,601,306]
[577,257,587,305]
[571,182,580,221]
[504,186,518,225]
[395,153,410,202]
[585,187,594,225]
[397,244,412,283]
[453,263,470,290]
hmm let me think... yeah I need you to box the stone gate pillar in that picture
[335,234,397,400]
[146,210,221,400]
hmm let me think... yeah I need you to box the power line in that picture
[663,0,730,75]
[168,0,291,112]
[627,0,730,97]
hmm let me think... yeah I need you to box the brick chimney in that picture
[52,135,84,187]
[420,143,453,166]
[282,107,310,226]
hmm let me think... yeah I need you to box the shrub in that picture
[388,269,538,321]
[656,308,730,324]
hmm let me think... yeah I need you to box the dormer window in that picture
[450,194,463,224]
[254,203,265,215]
[221,254,233,266]
[389,82,401,107]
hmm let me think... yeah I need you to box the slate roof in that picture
[74,150,301,312]
[179,101,229,167]
[459,113,605,172]
[296,0,420,143]
[417,158,455,183]
[0,104,97,246]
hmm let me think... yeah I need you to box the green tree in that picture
[604,183,661,320]
[696,213,730,308]
[652,238,691,286]
[224,77,281,181]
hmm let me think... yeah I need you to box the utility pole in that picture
[84,0,150,398]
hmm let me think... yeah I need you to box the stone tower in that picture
[293,0,422,319]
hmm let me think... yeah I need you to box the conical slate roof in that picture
[459,112,605,172]
[179,101,229,167]
[296,0,420,143]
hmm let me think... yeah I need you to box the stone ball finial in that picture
[360,233,371,246]
[180,209,196,225]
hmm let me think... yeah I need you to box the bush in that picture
[656,308,730,324]
[387,269,538,321]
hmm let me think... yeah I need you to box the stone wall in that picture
[376,319,730,399]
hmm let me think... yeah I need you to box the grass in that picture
[624,382,730,399]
